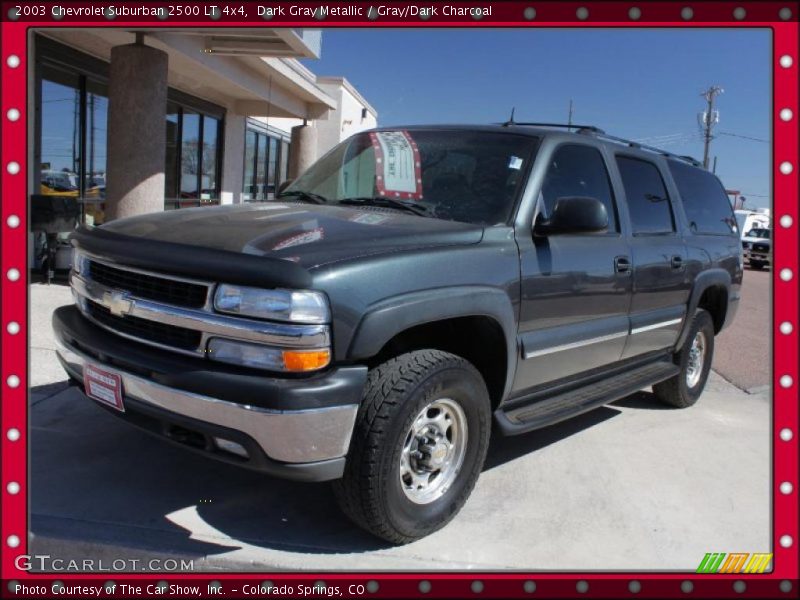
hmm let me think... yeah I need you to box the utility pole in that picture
[699,85,724,170]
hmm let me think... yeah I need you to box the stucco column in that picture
[220,113,246,204]
[105,42,168,221]
[288,122,318,180]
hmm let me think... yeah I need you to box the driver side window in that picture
[540,144,618,233]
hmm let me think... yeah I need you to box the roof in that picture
[316,76,378,118]
[367,124,703,167]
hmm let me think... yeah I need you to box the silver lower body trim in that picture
[630,318,683,335]
[523,330,628,359]
[56,341,357,464]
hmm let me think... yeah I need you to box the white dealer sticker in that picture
[370,131,423,200]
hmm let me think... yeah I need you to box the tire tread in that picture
[333,349,488,543]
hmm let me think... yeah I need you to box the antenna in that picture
[503,107,516,127]
[567,99,573,130]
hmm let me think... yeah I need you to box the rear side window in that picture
[616,156,675,234]
[540,144,618,232]
[668,160,736,235]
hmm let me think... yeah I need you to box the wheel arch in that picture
[347,287,517,408]
[675,269,731,350]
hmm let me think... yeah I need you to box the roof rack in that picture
[499,120,605,134]
[594,132,703,167]
[498,121,703,167]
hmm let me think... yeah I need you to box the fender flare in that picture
[675,268,731,350]
[347,286,518,400]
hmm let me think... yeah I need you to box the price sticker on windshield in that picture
[370,131,423,200]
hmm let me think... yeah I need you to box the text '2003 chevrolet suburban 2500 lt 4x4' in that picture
[54,123,741,543]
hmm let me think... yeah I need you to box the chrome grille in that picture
[71,255,330,360]
[86,300,203,350]
[88,260,209,308]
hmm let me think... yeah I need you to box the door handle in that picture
[614,256,631,274]
[671,255,684,269]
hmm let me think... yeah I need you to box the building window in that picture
[164,105,223,209]
[38,61,109,224]
[242,122,289,202]
[35,36,225,220]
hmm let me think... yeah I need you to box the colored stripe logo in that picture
[696,552,773,574]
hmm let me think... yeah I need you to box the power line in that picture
[717,131,770,143]
[633,132,704,148]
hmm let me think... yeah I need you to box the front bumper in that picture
[53,305,366,481]
[743,250,770,262]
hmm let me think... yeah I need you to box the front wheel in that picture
[653,309,715,408]
[333,350,491,544]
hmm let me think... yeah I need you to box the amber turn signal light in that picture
[282,349,331,372]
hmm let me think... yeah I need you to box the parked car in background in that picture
[54,123,741,543]
[734,208,770,239]
[40,169,79,196]
[741,227,771,270]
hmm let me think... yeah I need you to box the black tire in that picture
[750,260,764,270]
[653,309,715,408]
[332,350,491,544]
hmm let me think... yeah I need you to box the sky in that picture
[305,28,772,208]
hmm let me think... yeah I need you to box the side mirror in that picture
[277,179,294,196]
[534,196,608,236]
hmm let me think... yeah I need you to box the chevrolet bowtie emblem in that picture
[103,290,134,317]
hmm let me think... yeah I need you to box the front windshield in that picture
[282,130,538,225]
[747,228,770,239]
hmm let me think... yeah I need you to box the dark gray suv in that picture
[53,123,741,543]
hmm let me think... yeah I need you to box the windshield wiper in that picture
[277,190,329,204]
[338,197,432,217]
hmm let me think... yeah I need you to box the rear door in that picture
[513,142,633,395]
[612,155,689,359]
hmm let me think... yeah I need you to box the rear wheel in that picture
[750,260,765,270]
[653,309,715,408]
[333,350,491,544]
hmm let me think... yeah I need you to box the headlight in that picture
[207,338,331,372]
[71,249,89,274]
[214,284,329,324]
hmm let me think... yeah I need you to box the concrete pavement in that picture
[714,268,772,393]
[28,282,771,571]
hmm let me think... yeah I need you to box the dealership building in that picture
[27,27,377,240]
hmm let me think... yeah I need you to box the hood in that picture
[100,203,484,269]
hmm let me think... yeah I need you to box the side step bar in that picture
[495,360,680,436]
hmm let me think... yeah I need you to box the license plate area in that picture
[83,363,125,412]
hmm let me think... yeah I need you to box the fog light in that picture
[213,437,249,458]
[207,338,285,370]
[71,288,87,312]
[207,338,330,372]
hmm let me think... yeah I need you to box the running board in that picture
[495,360,680,436]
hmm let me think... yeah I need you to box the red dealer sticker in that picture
[83,364,125,412]
[370,131,423,200]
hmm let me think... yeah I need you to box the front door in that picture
[513,143,633,396]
